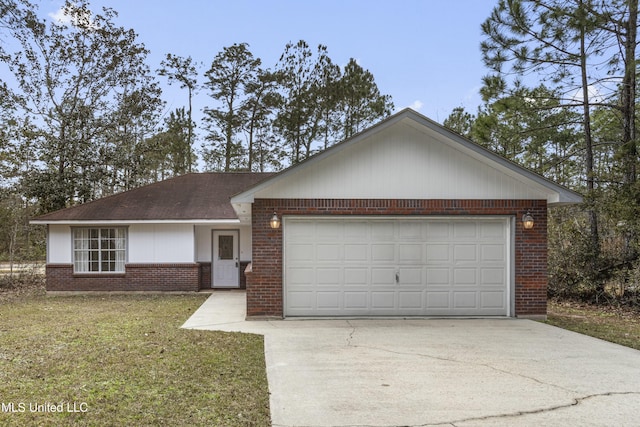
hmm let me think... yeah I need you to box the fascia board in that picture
[30,219,241,225]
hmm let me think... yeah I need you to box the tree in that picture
[243,69,282,171]
[157,54,199,173]
[314,53,342,149]
[337,58,394,139]
[481,0,640,301]
[275,42,394,162]
[163,107,194,175]
[481,0,613,279]
[5,0,162,211]
[443,106,475,139]
[473,84,580,184]
[274,40,328,163]
[203,43,260,171]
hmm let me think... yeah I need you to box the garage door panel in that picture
[454,245,477,262]
[288,267,314,285]
[285,217,510,317]
[481,244,505,261]
[453,292,477,309]
[426,292,450,309]
[344,268,368,285]
[481,291,506,309]
[316,268,341,285]
[317,292,340,309]
[427,268,449,285]
[288,243,315,261]
[372,244,395,261]
[399,244,422,263]
[481,268,505,285]
[288,291,314,310]
[399,221,424,239]
[453,268,477,285]
[316,221,342,239]
[399,267,423,285]
[345,222,368,239]
[317,244,341,261]
[399,292,423,309]
[371,292,395,308]
[372,268,395,285]
[426,244,450,262]
[426,222,450,238]
[480,221,505,238]
[371,222,395,240]
[454,222,477,238]
[344,292,368,309]
[344,244,368,261]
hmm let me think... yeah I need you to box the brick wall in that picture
[199,262,211,290]
[248,198,548,318]
[46,263,200,292]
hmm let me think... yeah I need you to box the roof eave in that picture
[30,219,241,225]
[230,108,584,206]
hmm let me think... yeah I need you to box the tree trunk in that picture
[620,0,638,261]
[621,0,637,185]
[187,86,193,173]
[579,1,601,290]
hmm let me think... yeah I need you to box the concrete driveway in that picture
[183,291,640,427]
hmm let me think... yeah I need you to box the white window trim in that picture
[72,227,128,274]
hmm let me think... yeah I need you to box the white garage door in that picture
[284,217,511,317]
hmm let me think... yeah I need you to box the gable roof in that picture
[31,172,275,224]
[231,108,583,207]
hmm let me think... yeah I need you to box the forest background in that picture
[1,0,639,306]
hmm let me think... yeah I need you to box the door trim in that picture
[212,229,240,288]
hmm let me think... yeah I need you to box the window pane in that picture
[73,227,126,273]
[218,235,234,260]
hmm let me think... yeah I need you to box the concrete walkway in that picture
[182,291,640,427]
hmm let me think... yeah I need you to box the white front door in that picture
[212,230,239,288]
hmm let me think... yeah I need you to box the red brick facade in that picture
[46,263,201,292]
[47,261,251,292]
[247,198,548,318]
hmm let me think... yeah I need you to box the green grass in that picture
[0,293,270,426]
[546,300,640,351]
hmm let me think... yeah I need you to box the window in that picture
[73,228,126,273]
[218,235,234,260]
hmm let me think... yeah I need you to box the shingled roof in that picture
[32,172,275,222]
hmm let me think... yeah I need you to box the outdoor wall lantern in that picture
[522,211,534,230]
[270,212,281,229]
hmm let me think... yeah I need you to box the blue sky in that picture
[43,0,498,123]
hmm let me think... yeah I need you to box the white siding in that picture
[194,225,252,262]
[129,224,194,263]
[49,225,72,264]
[255,122,552,201]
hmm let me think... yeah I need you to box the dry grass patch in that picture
[0,294,270,426]
[546,300,640,351]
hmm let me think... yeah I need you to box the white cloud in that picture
[571,85,604,104]
[48,7,72,25]
[408,100,423,111]
[48,4,98,30]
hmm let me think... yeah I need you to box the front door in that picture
[212,230,239,288]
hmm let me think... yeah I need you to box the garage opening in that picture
[284,216,512,317]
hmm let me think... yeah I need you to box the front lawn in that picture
[546,300,640,351]
[0,293,270,426]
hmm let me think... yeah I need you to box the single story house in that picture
[32,108,582,319]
